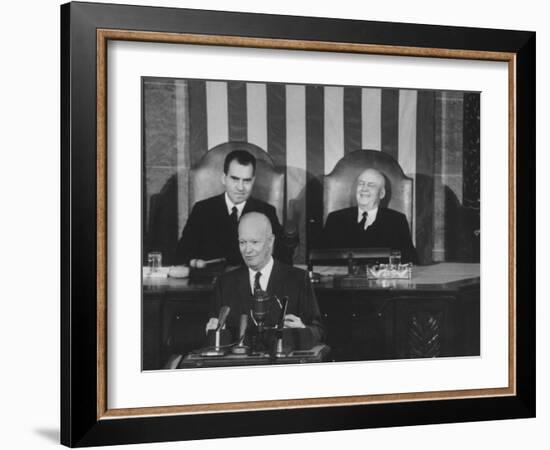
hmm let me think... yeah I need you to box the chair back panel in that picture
[323,150,413,227]
[190,142,285,222]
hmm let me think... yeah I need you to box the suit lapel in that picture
[216,193,229,219]
[242,197,257,215]
[369,207,386,231]
[352,207,361,231]
[266,260,283,294]
[266,260,284,323]
[235,267,253,313]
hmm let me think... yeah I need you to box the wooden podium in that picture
[177,344,331,368]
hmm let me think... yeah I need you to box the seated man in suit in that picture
[321,168,418,264]
[175,150,289,266]
[206,212,324,346]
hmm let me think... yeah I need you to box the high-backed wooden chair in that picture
[189,142,285,223]
[323,150,413,228]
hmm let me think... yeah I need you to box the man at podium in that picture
[206,212,324,349]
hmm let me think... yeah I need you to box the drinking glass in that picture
[389,250,401,268]
[147,251,162,273]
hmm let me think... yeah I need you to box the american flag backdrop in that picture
[143,78,480,265]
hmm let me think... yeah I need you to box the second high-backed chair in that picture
[323,149,413,230]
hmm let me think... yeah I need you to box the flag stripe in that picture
[381,88,399,159]
[267,84,287,167]
[228,81,247,142]
[398,90,417,176]
[344,87,362,153]
[187,80,208,167]
[175,79,190,235]
[286,85,307,261]
[206,81,228,149]
[415,90,436,263]
[154,80,475,265]
[462,93,480,208]
[324,86,344,174]
[306,85,325,250]
[398,90,418,243]
[246,83,268,150]
[362,88,381,150]
[444,92,464,203]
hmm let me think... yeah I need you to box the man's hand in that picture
[190,259,207,269]
[283,314,306,329]
[205,317,219,334]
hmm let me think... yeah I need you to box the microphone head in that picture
[217,305,231,330]
[252,290,270,322]
[277,297,289,329]
[238,313,248,340]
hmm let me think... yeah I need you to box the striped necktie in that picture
[230,206,238,224]
[254,271,262,293]
[358,211,368,231]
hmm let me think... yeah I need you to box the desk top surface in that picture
[143,262,480,293]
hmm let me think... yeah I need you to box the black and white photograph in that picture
[142,77,481,370]
[53,0,538,447]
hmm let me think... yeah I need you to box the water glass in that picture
[389,250,401,268]
[147,251,162,272]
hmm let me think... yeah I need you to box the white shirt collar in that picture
[248,257,274,293]
[357,206,378,230]
[224,192,246,218]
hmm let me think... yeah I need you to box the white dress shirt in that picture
[224,193,246,219]
[247,257,274,293]
[357,207,378,230]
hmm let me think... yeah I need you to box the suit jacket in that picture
[211,260,324,345]
[175,194,289,265]
[321,206,418,264]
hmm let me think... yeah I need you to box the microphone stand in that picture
[250,289,270,355]
[274,296,288,359]
[231,314,250,355]
[202,305,230,357]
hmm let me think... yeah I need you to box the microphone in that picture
[216,305,230,332]
[237,313,248,342]
[277,297,289,330]
[252,289,270,328]
[250,290,271,355]
[231,314,250,355]
[201,305,230,357]
[275,297,289,358]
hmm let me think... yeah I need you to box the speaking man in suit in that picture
[321,168,418,264]
[175,150,289,266]
[206,212,324,346]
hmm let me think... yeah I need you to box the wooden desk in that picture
[143,263,480,370]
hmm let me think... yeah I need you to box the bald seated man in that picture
[206,212,324,345]
[321,168,418,264]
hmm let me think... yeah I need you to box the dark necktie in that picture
[230,206,238,225]
[254,271,262,293]
[358,211,368,231]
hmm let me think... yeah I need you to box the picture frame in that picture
[61,1,535,447]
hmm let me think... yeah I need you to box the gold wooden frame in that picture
[96,29,517,420]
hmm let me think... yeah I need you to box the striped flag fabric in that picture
[143,77,479,265]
